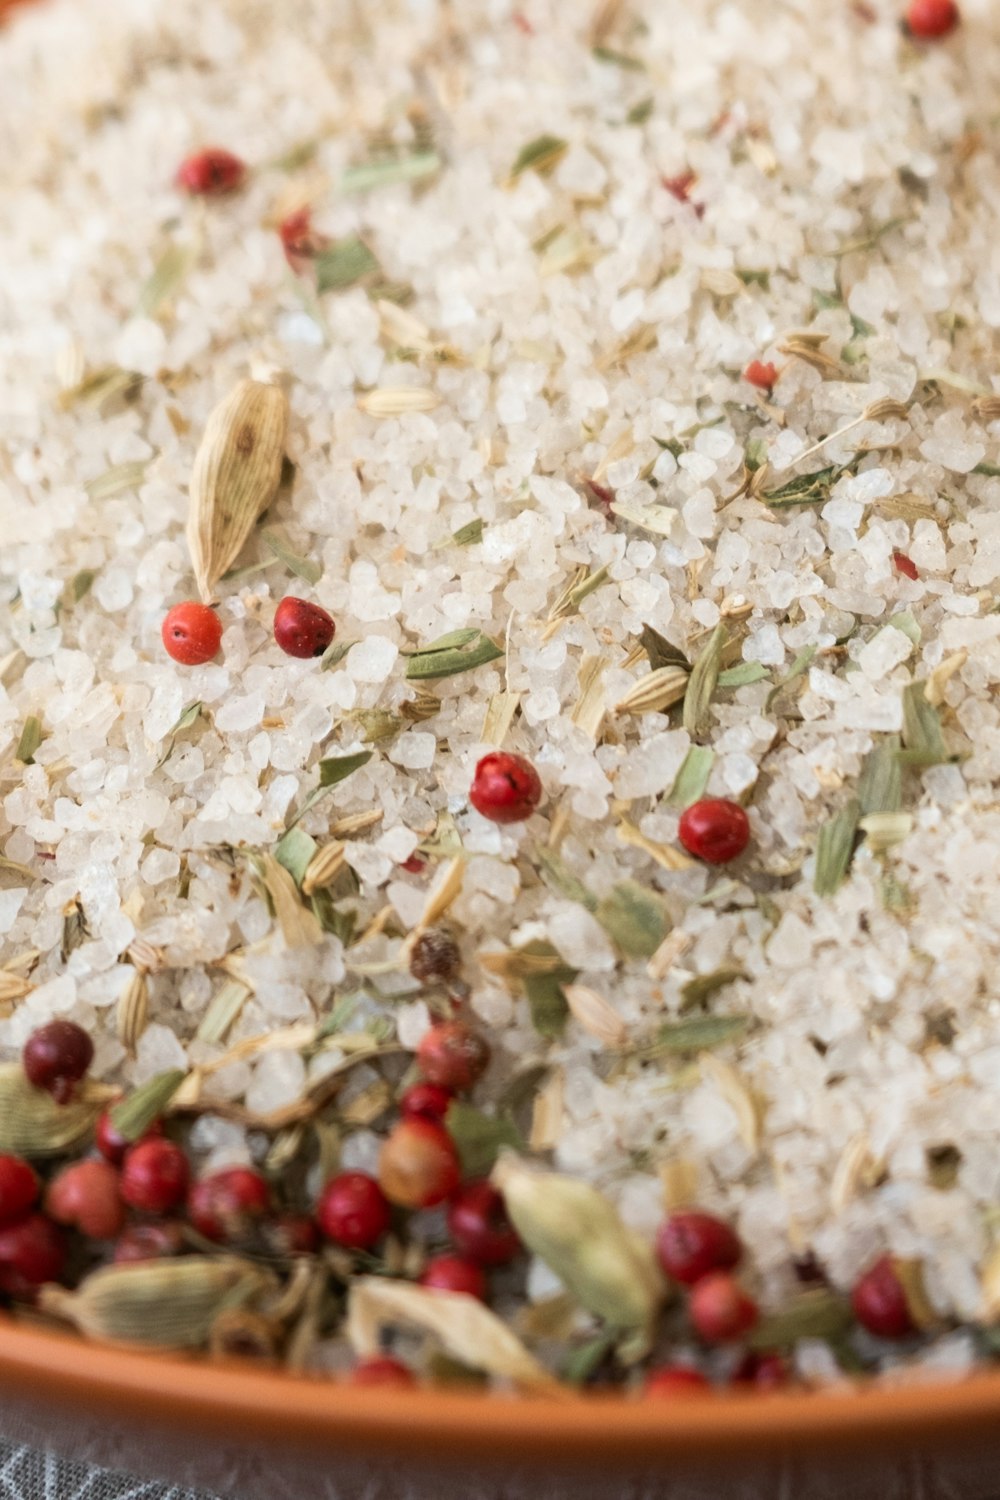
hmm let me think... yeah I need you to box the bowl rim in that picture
[3,1315,1000,1463]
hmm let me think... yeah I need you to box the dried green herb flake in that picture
[509,135,568,182]
[682,622,726,739]
[519,941,577,1040]
[717,662,768,689]
[405,631,503,680]
[813,799,861,896]
[762,465,841,508]
[595,881,668,959]
[155,701,204,770]
[341,152,441,194]
[263,530,322,585]
[667,746,714,808]
[445,1102,524,1177]
[84,460,150,502]
[679,967,747,1011]
[15,716,42,765]
[535,848,597,910]
[109,1069,187,1142]
[314,238,379,294]
[641,1013,749,1058]
[274,826,319,887]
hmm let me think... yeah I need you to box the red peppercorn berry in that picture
[273,596,336,659]
[113,1221,185,1264]
[96,1109,163,1167]
[349,1356,417,1388]
[744,359,778,391]
[0,1155,38,1228]
[663,169,697,203]
[689,1272,759,1344]
[175,147,247,196]
[447,1179,521,1267]
[469,751,542,824]
[851,1254,916,1339]
[644,1366,712,1396]
[731,1351,789,1390]
[677,798,750,865]
[316,1172,391,1250]
[417,1021,490,1093]
[188,1167,272,1244]
[161,602,223,666]
[266,1213,320,1257]
[378,1118,460,1210]
[892,550,919,580]
[419,1253,487,1301]
[23,1019,94,1104]
[656,1210,743,1286]
[46,1159,125,1240]
[0,1214,67,1295]
[905,0,959,39]
[400,1081,454,1125]
[401,854,426,875]
[120,1138,190,1215]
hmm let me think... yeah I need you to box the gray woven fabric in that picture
[0,1445,217,1500]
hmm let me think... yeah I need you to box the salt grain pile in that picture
[2,0,1000,1379]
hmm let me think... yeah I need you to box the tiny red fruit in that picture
[95,1110,162,1167]
[419,1253,487,1301]
[188,1167,272,1244]
[447,1180,521,1267]
[278,207,328,274]
[273,596,336,659]
[350,1357,417,1388]
[401,854,426,875]
[46,1159,125,1240]
[731,1351,789,1390]
[689,1272,759,1343]
[744,359,778,391]
[316,1172,390,1249]
[120,1138,190,1214]
[663,169,696,203]
[469,751,542,824]
[0,1156,38,1228]
[161,602,223,666]
[905,0,959,40]
[677,798,750,865]
[417,1021,490,1092]
[266,1213,320,1257]
[175,147,247,196]
[23,1020,94,1104]
[113,1221,185,1264]
[644,1366,712,1396]
[0,1214,67,1295]
[892,550,919,580]
[851,1254,916,1339]
[656,1210,743,1286]
[378,1118,460,1209]
[400,1082,453,1124]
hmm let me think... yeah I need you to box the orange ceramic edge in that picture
[2,1314,1000,1464]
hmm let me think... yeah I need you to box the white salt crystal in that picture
[347,636,398,683]
[390,731,436,769]
[245,1049,307,1113]
[214,692,265,734]
[0,888,27,934]
[134,1023,188,1084]
[857,627,913,680]
[396,1000,432,1049]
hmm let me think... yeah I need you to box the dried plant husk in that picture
[116,968,149,1054]
[187,376,289,602]
[0,1062,100,1157]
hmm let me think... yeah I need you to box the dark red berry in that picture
[469,751,542,824]
[851,1254,916,1339]
[677,798,750,864]
[350,1356,417,1388]
[419,1253,487,1301]
[731,1351,789,1390]
[266,1213,320,1257]
[175,147,247,196]
[400,1082,453,1124]
[46,1160,125,1240]
[120,1138,190,1214]
[0,1156,38,1228]
[315,1172,390,1249]
[113,1221,185,1264]
[663,169,697,203]
[188,1167,271,1244]
[23,1020,93,1104]
[744,360,777,391]
[401,854,426,874]
[95,1109,163,1167]
[656,1211,742,1286]
[378,1118,460,1209]
[644,1366,712,1396]
[408,929,462,986]
[278,207,328,274]
[273,596,336,659]
[161,602,222,666]
[447,1180,521,1267]
[892,550,919,580]
[417,1021,489,1092]
[0,1214,67,1294]
[689,1272,759,1343]
[905,0,959,39]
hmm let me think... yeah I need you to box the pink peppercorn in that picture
[46,1159,125,1240]
[0,1214,67,1295]
[120,1138,190,1215]
[417,1021,490,1092]
[113,1221,185,1264]
[744,359,778,391]
[316,1172,390,1250]
[469,751,542,824]
[188,1167,272,1244]
[689,1272,759,1343]
[656,1210,743,1286]
[0,1155,38,1228]
[447,1180,522,1267]
[175,147,247,196]
[350,1357,417,1388]
[851,1254,916,1339]
[419,1253,487,1301]
[23,1020,94,1104]
[273,596,336,658]
[644,1366,712,1396]
[161,602,222,666]
[905,0,959,39]
[400,1082,454,1124]
[893,550,919,580]
[678,798,750,864]
[378,1119,460,1210]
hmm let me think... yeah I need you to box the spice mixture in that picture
[1,0,1000,1391]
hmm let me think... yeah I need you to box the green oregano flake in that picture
[84,460,151,502]
[15,716,43,765]
[766,643,818,709]
[813,799,861,896]
[263,530,322,585]
[595,881,669,959]
[900,681,950,766]
[445,1102,524,1177]
[274,825,319,887]
[519,941,577,1039]
[717,661,769,689]
[508,134,568,182]
[749,1290,852,1350]
[341,151,441,195]
[535,848,597,910]
[592,45,645,70]
[314,237,379,294]
[762,465,842,508]
[639,624,691,673]
[679,967,747,1011]
[287,750,374,825]
[405,630,503,680]
[109,1070,187,1142]
[626,98,654,125]
[321,638,358,671]
[682,622,727,739]
[639,1013,749,1058]
[137,240,198,318]
[155,701,204,770]
[448,519,484,547]
[858,739,902,815]
[70,569,97,603]
[667,746,714,808]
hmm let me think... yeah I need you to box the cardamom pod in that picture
[187,376,289,602]
[613,666,689,716]
[116,969,149,1054]
[301,841,346,896]
[0,1062,100,1157]
[40,1257,273,1349]
[491,1157,667,1342]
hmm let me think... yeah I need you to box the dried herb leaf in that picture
[71,569,96,603]
[445,1101,524,1177]
[137,240,198,318]
[109,1069,187,1142]
[717,662,768,689]
[405,631,503,680]
[481,691,520,747]
[857,739,902,815]
[548,564,612,624]
[562,1330,618,1385]
[508,134,568,182]
[348,1277,557,1391]
[640,624,691,673]
[638,1013,749,1059]
[749,1290,852,1350]
[320,637,357,671]
[314,237,379,293]
[592,45,644,69]
[263,529,322,585]
[274,825,319,887]
[155,700,203,770]
[595,881,669,959]
[57,365,143,413]
[341,151,441,194]
[682,622,726,739]
[449,519,484,546]
[84,459,150,502]
[680,967,746,1010]
[252,853,324,946]
[667,747,714,808]
[900,680,949,766]
[762,465,841,508]
[535,848,597,910]
[626,98,654,125]
[15,716,42,765]
[520,940,577,1039]
[288,750,373,825]
[766,643,817,709]
[197,981,251,1046]
[813,799,861,896]
[61,901,89,960]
